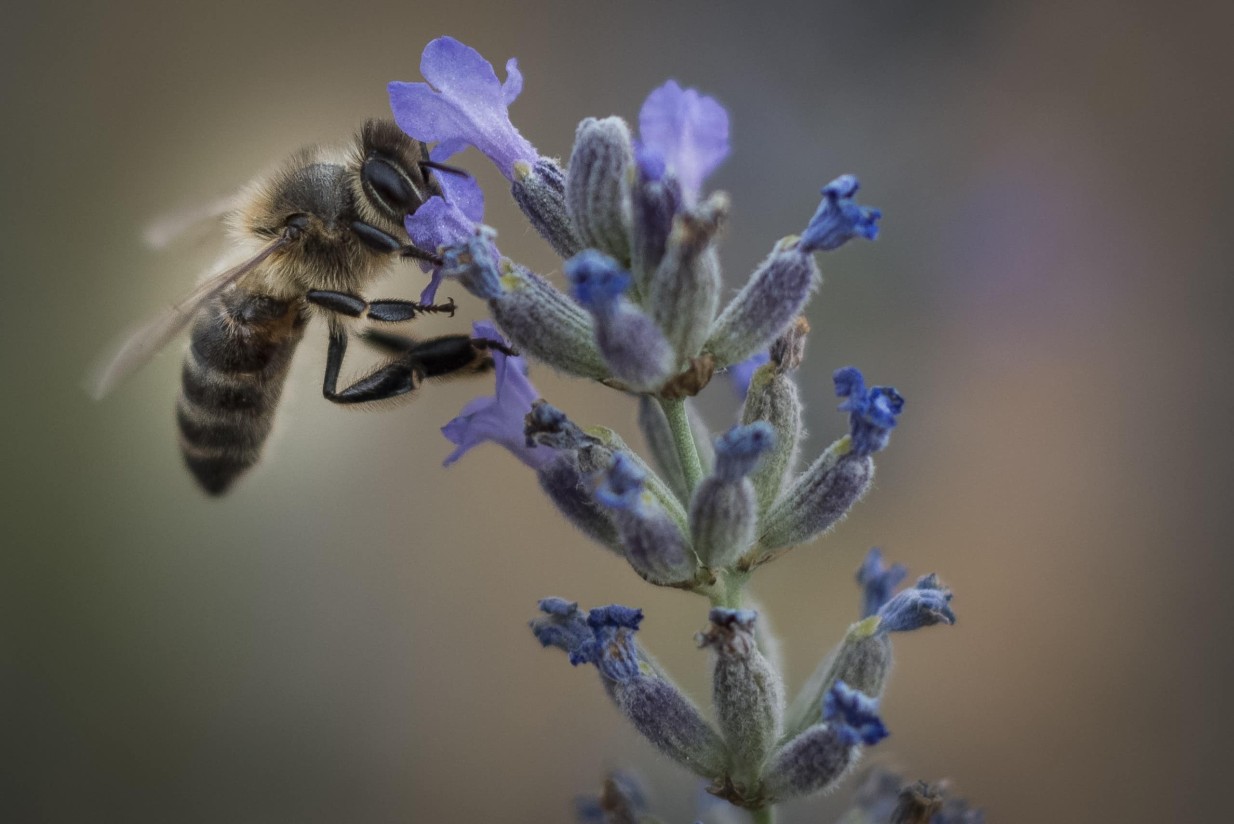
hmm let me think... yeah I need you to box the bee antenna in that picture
[419,159,471,179]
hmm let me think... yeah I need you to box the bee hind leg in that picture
[321,328,501,405]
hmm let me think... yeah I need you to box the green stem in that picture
[658,396,703,493]
[750,806,776,824]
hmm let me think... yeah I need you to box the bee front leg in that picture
[305,290,455,322]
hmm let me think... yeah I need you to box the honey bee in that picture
[89,119,509,495]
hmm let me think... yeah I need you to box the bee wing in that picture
[86,237,288,400]
[142,191,245,250]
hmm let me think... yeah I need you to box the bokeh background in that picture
[5,1,1233,821]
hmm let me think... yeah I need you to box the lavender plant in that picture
[388,36,961,823]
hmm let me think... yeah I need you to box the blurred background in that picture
[4,0,1232,821]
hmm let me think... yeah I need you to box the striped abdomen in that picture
[177,289,308,495]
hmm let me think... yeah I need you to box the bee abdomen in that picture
[177,291,306,495]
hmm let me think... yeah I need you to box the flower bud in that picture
[698,609,784,784]
[648,192,728,362]
[690,424,774,569]
[783,617,892,741]
[754,438,874,559]
[531,600,728,778]
[705,240,819,368]
[512,157,583,258]
[595,454,697,585]
[490,263,610,380]
[629,165,681,294]
[566,117,634,263]
[567,250,675,391]
[741,363,803,516]
[762,682,887,802]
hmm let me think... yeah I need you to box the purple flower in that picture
[405,195,481,303]
[441,321,551,469]
[637,80,730,204]
[856,547,908,619]
[800,175,882,252]
[823,681,889,746]
[834,366,904,456]
[877,573,956,633]
[388,36,537,180]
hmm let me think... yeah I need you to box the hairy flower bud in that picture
[648,192,728,361]
[754,438,874,559]
[490,263,610,380]
[566,117,634,263]
[567,250,675,391]
[783,617,892,741]
[690,424,774,569]
[705,240,819,368]
[532,600,727,778]
[595,454,697,585]
[741,363,804,516]
[698,609,784,784]
[762,682,886,802]
[512,157,583,258]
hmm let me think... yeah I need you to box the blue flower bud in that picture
[823,681,888,746]
[762,682,886,801]
[532,599,728,778]
[690,424,775,569]
[857,547,908,619]
[530,598,596,665]
[713,422,776,483]
[834,367,904,456]
[705,240,819,368]
[587,605,645,681]
[512,157,584,258]
[595,454,697,585]
[567,250,676,391]
[648,193,728,362]
[594,452,646,510]
[799,175,882,253]
[877,574,956,632]
[698,609,784,785]
[755,441,875,559]
[566,117,634,262]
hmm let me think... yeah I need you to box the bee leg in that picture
[306,290,455,322]
[322,327,420,405]
[359,329,417,355]
[321,329,503,405]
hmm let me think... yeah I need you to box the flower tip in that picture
[824,681,889,746]
[565,250,631,308]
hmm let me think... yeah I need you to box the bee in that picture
[89,119,509,495]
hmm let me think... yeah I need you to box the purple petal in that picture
[501,58,523,105]
[638,80,730,203]
[405,196,477,302]
[441,322,550,469]
[388,36,537,179]
[435,171,485,223]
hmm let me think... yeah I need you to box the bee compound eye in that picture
[362,155,418,217]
